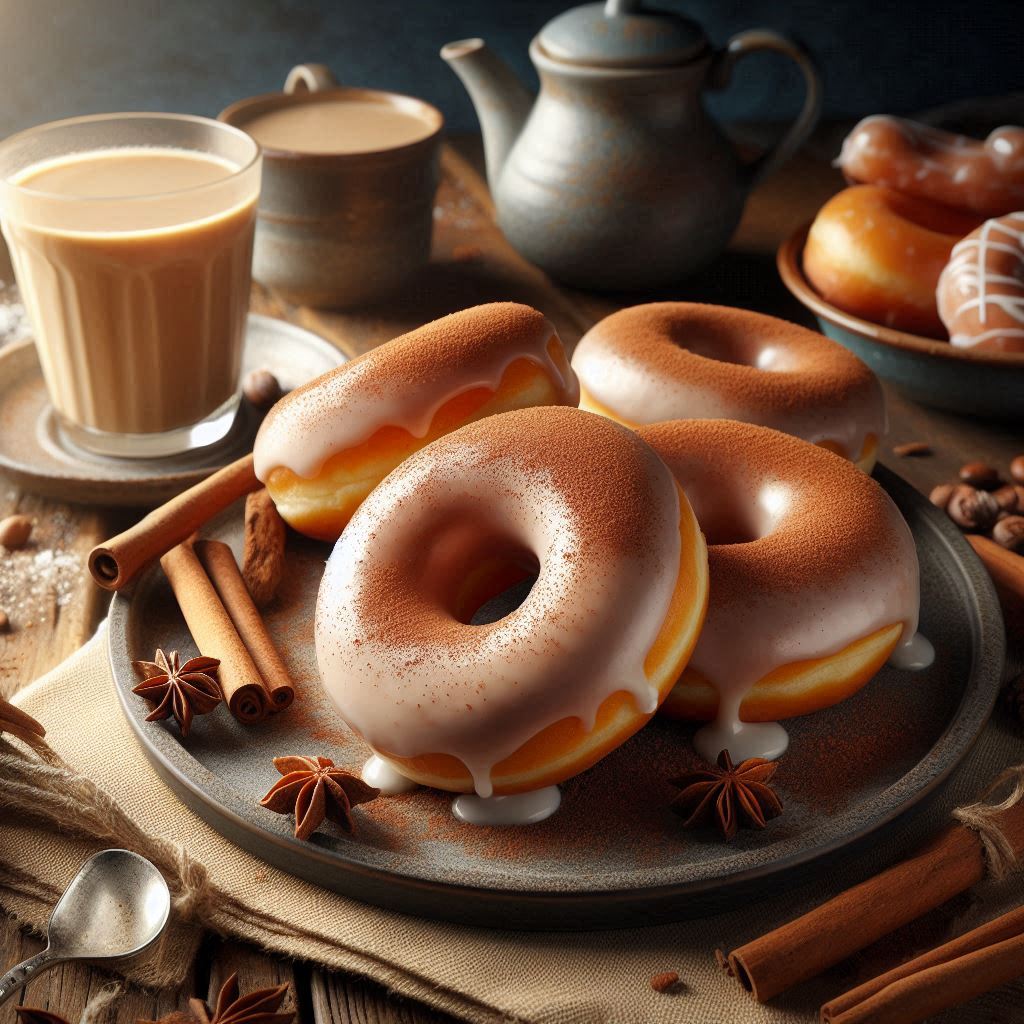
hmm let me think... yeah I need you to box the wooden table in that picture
[1,133,1021,1024]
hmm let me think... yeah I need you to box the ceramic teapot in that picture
[443,0,821,290]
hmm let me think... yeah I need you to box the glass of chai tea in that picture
[0,113,261,458]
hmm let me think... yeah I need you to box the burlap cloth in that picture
[3,625,1024,1024]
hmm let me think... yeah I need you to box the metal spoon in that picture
[0,849,170,1008]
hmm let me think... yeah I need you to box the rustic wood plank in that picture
[311,969,457,1024]
[206,939,302,1020]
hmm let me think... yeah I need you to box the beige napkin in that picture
[3,627,1024,1024]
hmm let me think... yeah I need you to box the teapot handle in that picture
[709,30,822,187]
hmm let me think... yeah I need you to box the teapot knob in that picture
[604,0,642,13]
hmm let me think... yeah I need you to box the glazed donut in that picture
[315,406,709,797]
[803,185,981,337]
[254,303,578,540]
[638,419,928,761]
[570,302,884,471]
[838,115,1024,218]
[937,213,1024,353]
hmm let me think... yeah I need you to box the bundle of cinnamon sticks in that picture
[719,768,1024,1023]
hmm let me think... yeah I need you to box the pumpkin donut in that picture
[254,302,578,540]
[571,302,885,471]
[638,419,929,761]
[315,406,709,797]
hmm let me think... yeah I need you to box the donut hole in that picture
[686,482,789,546]
[694,503,762,546]
[440,537,540,626]
[671,327,795,372]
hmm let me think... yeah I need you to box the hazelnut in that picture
[993,515,1024,553]
[929,483,956,510]
[947,485,1000,532]
[993,485,1020,514]
[1012,455,1024,485]
[0,514,32,550]
[243,368,283,410]
[959,461,1002,490]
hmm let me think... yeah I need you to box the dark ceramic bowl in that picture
[777,224,1024,419]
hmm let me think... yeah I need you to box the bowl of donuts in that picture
[778,114,1024,419]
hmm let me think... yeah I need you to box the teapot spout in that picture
[441,38,532,191]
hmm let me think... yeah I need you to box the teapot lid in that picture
[538,0,707,68]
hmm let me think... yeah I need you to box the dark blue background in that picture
[3,0,1018,138]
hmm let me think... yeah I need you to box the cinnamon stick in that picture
[722,801,1024,1002]
[242,488,287,608]
[967,534,1024,605]
[821,904,1024,1024]
[195,539,295,712]
[160,540,270,723]
[90,454,260,591]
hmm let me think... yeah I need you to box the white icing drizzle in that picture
[694,717,790,764]
[938,214,1024,350]
[572,305,886,465]
[315,408,683,799]
[451,786,561,826]
[887,632,935,671]
[362,754,419,795]
[254,306,578,480]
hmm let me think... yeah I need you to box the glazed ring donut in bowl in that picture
[316,406,709,817]
[778,222,1024,418]
[638,418,931,763]
[938,213,1024,354]
[254,302,578,540]
[570,302,884,471]
[837,115,1024,219]
[802,185,981,337]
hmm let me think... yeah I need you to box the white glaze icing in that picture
[838,115,1024,216]
[641,420,925,757]
[254,303,579,480]
[572,303,885,464]
[315,407,685,799]
[938,213,1024,351]
[693,717,790,764]
[451,786,561,826]
[887,632,935,671]
[362,754,419,795]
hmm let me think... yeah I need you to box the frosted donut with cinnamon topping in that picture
[254,303,578,540]
[315,406,709,798]
[571,302,885,471]
[638,419,930,763]
[938,213,1024,353]
[838,115,1024,218]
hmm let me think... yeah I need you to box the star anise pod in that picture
[132,648,222,738]
[0,696,46,746]
[670,749,783,841]
[16,1009,70,1024]
[260,755,379,840]
[138,973,295,1024]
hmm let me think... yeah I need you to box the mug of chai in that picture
[0,113,261,459]
[219,63,442,309]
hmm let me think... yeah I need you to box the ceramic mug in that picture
[220,64,443,308]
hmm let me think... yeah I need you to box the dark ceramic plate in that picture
[777,224,1024,419]
[109,467,1004,929]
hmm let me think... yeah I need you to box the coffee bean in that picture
[959,462,1002,490]
[992,515,1024,553]
[929,483,956,510]
[993,485,1020,514]
[1012,455,1024,485]
[947,486,1000,531]
[243,368,283,410]
[0,514,32,550]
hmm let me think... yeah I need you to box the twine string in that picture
[951,763,1024,881]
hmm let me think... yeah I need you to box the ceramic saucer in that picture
[0,314,345,506]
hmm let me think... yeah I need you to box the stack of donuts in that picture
[803,115,1024,352]
[253,300,931,820]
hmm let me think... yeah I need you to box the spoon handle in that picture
[0,951,54,1008]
